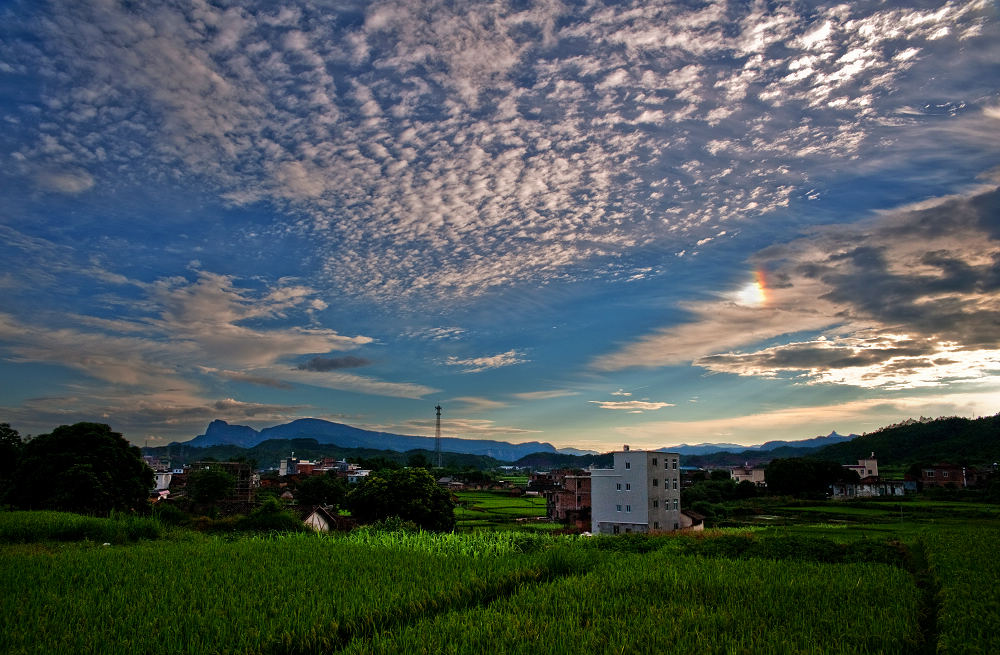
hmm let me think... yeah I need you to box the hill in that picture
[660,432,854,456]
[812,414,1000,466]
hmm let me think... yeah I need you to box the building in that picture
[843,454,879,480]
[543,470,591,526]
[831,477,906,498]
[186,461,258,502]
[303,506,355,532]
[921,463,978,488]
[830,454,907,498]
[591,447,682,535]
[730,464,766,486]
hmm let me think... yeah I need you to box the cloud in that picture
[205,368,294,390]
[589,400,675,411]
[450,396,509,412]
[7,0,996,300]
[254,366,435,399]
[610,391,1000,449]
[445,349,528,373]
[594,184,1000,390]
[36,169,95,193]
[511,389,579,401]
[0,388,308,445]
[378,417,541,439]
[0,270,433,408]
[297,356,372,371]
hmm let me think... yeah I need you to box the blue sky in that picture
[1,0,999,451]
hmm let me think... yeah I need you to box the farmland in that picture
[1,504,999,654]
[453,490,551,532]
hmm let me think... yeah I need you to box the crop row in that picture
[922,526,1000,654]
[0,534,572,655]
[344,548,923,654]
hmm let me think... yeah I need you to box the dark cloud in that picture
[698,339,938,373]
[297,355,372,371]
[773,187,1000,349]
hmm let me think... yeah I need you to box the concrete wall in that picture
[591,449,682,534]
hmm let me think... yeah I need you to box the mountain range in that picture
[658,432,856,456]
[182,418,590,462]
[180,419,858,463]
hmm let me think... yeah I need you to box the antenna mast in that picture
[434,404,442,468]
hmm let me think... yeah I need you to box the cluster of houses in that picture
[276,455,371,484]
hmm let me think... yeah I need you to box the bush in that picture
[236,498,308,533]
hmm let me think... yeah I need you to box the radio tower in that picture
[434,404,442,468]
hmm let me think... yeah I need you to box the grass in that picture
[343,550,921,654]
[0,532,574,655]
[3,500,1000,654]
[0,510,164,544]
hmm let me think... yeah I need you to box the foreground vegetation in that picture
[2,502,999,654]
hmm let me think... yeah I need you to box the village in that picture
[142,445,983,535]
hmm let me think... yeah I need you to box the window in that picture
[625,483,631,490]
[616,504,622,512]
[576,495,581,503]
[625,504,631,512]
[652,499,659,508]
[652,458,658,466]
[653,478,658,487]
[942,471,950,478]
[672,459,678,470]
[653,521,659,529]
[672,499,678,510]
[616,482,622,491]
[625,461,631,469]
[664,461,669,470]
[925,470,935,478]
[672,479,678,490]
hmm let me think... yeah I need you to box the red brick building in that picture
[921,463,978,488]
[543,470,591,528]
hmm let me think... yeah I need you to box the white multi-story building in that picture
[591,446,682,535]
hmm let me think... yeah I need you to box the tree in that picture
[407,452,431,469]
[765,458,859,497]
[346,468,455,531]
[295,473,347,508]
[186,467,236,504]
[0,423,24,485]
[6,422,152,515]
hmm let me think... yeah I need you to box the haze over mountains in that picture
[182,419,855,462]
[184,419,587,462]
[659,432,855,456]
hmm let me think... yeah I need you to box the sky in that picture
[1,0,999,453]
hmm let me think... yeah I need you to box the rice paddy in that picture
[1,505,998,654]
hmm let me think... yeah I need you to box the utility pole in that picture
[435,404,442,469]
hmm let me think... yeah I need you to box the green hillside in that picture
[813,414,1000,466]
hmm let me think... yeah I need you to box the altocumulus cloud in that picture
[446,350,528,373]
[5,0,997,300]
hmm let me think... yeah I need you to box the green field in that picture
[2,502,999,654]
[454,490,549,531]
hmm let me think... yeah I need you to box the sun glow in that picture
[734,270,768,306]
